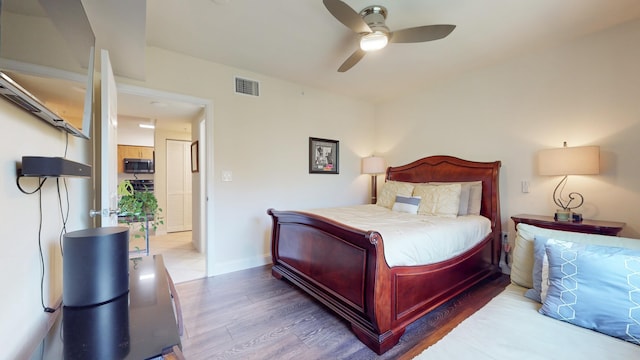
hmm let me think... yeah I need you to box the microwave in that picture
[124,158,154,174]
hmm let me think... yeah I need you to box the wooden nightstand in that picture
[511,214,625,236]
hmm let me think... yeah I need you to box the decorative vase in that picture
[555,209,571,222]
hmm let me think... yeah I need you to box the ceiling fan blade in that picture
[323,0,371,34]
[390,24,456,43]
[338,49,366,72]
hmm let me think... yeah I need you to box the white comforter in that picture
[302,204,491,267]
[414,284,640,359]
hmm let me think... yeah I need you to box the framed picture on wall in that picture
[191,141,199,173]
[309,137,339,174]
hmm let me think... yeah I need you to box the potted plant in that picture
[117,180,164,239]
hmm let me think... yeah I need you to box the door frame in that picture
[116,83,213,277]
[97,49,119,227]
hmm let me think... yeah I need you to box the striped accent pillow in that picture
[391,195,421,214]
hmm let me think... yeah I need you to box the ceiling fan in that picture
[323,0,456,72]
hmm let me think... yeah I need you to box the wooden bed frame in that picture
[267,155,502,354]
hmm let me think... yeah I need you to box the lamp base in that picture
[554,209,571,222]
[370,175,378,204]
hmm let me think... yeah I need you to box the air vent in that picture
[234,77,260,96]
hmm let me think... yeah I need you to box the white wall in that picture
[375,19,640,239]
[117,48,376,275]
[0,101,92,358]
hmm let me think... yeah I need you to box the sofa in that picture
[411,223,640,359]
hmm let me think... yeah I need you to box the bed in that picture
[267,155,502,354]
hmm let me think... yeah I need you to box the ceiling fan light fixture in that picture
[360,31,388,51]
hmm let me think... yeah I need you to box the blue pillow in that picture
[391,195,421,214]
[539,238,640,345]
[524,235,551,303]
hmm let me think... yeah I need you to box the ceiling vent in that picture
[234,76,260,97]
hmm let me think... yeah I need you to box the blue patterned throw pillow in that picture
[524,235,551,303]
[539,238,640,345]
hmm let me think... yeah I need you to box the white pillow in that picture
[466,181,482,215]
[391,195,421,214]
[376,181,414,209]
[430,181,482,216]
[412,183,461,218]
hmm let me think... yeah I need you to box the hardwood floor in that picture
[175,266,510,360]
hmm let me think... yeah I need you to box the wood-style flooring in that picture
[175,265,510,360]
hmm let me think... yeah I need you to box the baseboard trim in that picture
[209,254,271,276]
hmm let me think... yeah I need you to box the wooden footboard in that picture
[268,155,502,354]
[268,209,499,354]
[268,208,399,352]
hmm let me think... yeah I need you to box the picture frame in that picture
[309,137,339,174]
[191,141,199,173]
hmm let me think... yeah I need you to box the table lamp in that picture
[538,142,600,221]
[362,156,386,204]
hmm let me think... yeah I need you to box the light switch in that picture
[222,170,233,182]
[521,180,529,193]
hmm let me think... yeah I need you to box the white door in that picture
[98,49,119,226]
[166,140,192,232]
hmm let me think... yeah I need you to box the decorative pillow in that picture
[412,183,461,218]
[540,254,550,301]
[376,181,414,209]
[510,228,536,289]
[430,181,482,215]
[391,195,421,214]
[466,181,483,216]
[524,235,551,303]
[510,223,640,289]
[539,238,640,345]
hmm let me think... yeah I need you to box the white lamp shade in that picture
[538,145,600,176]
[362,156,386,174]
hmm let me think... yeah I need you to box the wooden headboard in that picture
[386,155,501,229]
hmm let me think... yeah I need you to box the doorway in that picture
[116,83,212,283]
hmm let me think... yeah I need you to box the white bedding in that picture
[302,204,491,267]
[414,284,640,359]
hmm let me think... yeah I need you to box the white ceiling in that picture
[85,0,640,129]
[116,93,202,133]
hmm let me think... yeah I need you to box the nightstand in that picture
[511,214,625,236]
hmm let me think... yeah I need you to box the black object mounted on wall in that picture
[20,156,91,178]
